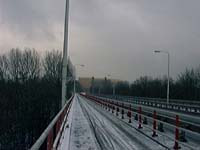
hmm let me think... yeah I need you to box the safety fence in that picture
[96,95,200,114]
[81,94,200,150]
[30,96,74,150]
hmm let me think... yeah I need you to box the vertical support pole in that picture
[116,106,119,116]
[61,0,70,107]
[121,103,124,119]
[138,106,142,129]
[152,110,158,137]
[47,129,54,150]
[129,104,132,123]
[174,115,180,150]
[167,52,170,105]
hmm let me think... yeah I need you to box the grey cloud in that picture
[0,0,66,42]
[0,0,200,81]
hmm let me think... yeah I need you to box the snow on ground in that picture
[108,102,200,150]
[60,95,166,150]
[58,94,199,150]
[59,94,100,150]
[57,95,76,150]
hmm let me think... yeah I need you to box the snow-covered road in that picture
[59,95,168,150]
[78,96,166,150]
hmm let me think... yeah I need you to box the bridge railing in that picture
[95,94,200,114]
[30,95,74,150]
[97,94,200,106]
[82,94,200,150]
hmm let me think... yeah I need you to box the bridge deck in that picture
[57,95,172,150]
[58,95,100,150]
[56,94,200,150]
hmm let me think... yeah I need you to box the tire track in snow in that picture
[78,96,153,150]
[69,97,101,150]
[78,96,115,150]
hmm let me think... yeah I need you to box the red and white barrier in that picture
[121,103,124,119]
[81,94,196,150]
[174,115,181,150]
[138,106,142,129]
[152,110,158,137]
[128,104,132,123]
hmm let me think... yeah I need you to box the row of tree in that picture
[91,67,200,101]
[129,68,200,100]
[0,48,73,150]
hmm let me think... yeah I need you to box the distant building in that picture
[78,77,121,93]
[78,77,92,93]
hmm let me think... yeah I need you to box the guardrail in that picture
[94,95,200,132]
[81,94,200,150]
[98,94,200,105]
[95,95,200,115]
[30,95,74,150]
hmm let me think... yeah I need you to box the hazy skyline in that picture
[0,0,200,81]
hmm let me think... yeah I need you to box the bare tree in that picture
[19,48,40,81]
[0,55,9,80]
[7,48,22,82]
[195,65,200,88]
[43,50,62,82]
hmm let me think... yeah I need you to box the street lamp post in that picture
[74,64,85,94]
[154,50,170,105]
[61,0,70,107]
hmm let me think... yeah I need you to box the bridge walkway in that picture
[58,95,166,150]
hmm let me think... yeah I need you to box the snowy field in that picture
[57,94,199,150]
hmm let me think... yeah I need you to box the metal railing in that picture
[83,94,200,150]
[98,94,200,105]
[95,94,200,114]
[30,95,74,150]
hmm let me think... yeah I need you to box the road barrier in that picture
[128,104,132,123]
[152,110,158,137]
[143,117,148,125]
[138,106,142,129]
[81,94,200,150]
[174,115,181,150]
[112,105,115,113]
[116,105,119,116]
[30,95,74,150]
[97,95,200,134]
[97,94,200,115]
[121,105,124,119]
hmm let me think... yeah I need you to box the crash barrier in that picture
[81,94,200,150]
[30,95,74,150]
[96,95,200,134]
[96,94,200,114]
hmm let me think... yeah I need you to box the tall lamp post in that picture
[154,50,170,105]
[61,0,70,107]
[74,64,85,94]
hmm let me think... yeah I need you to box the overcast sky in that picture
[0,0,200,82]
